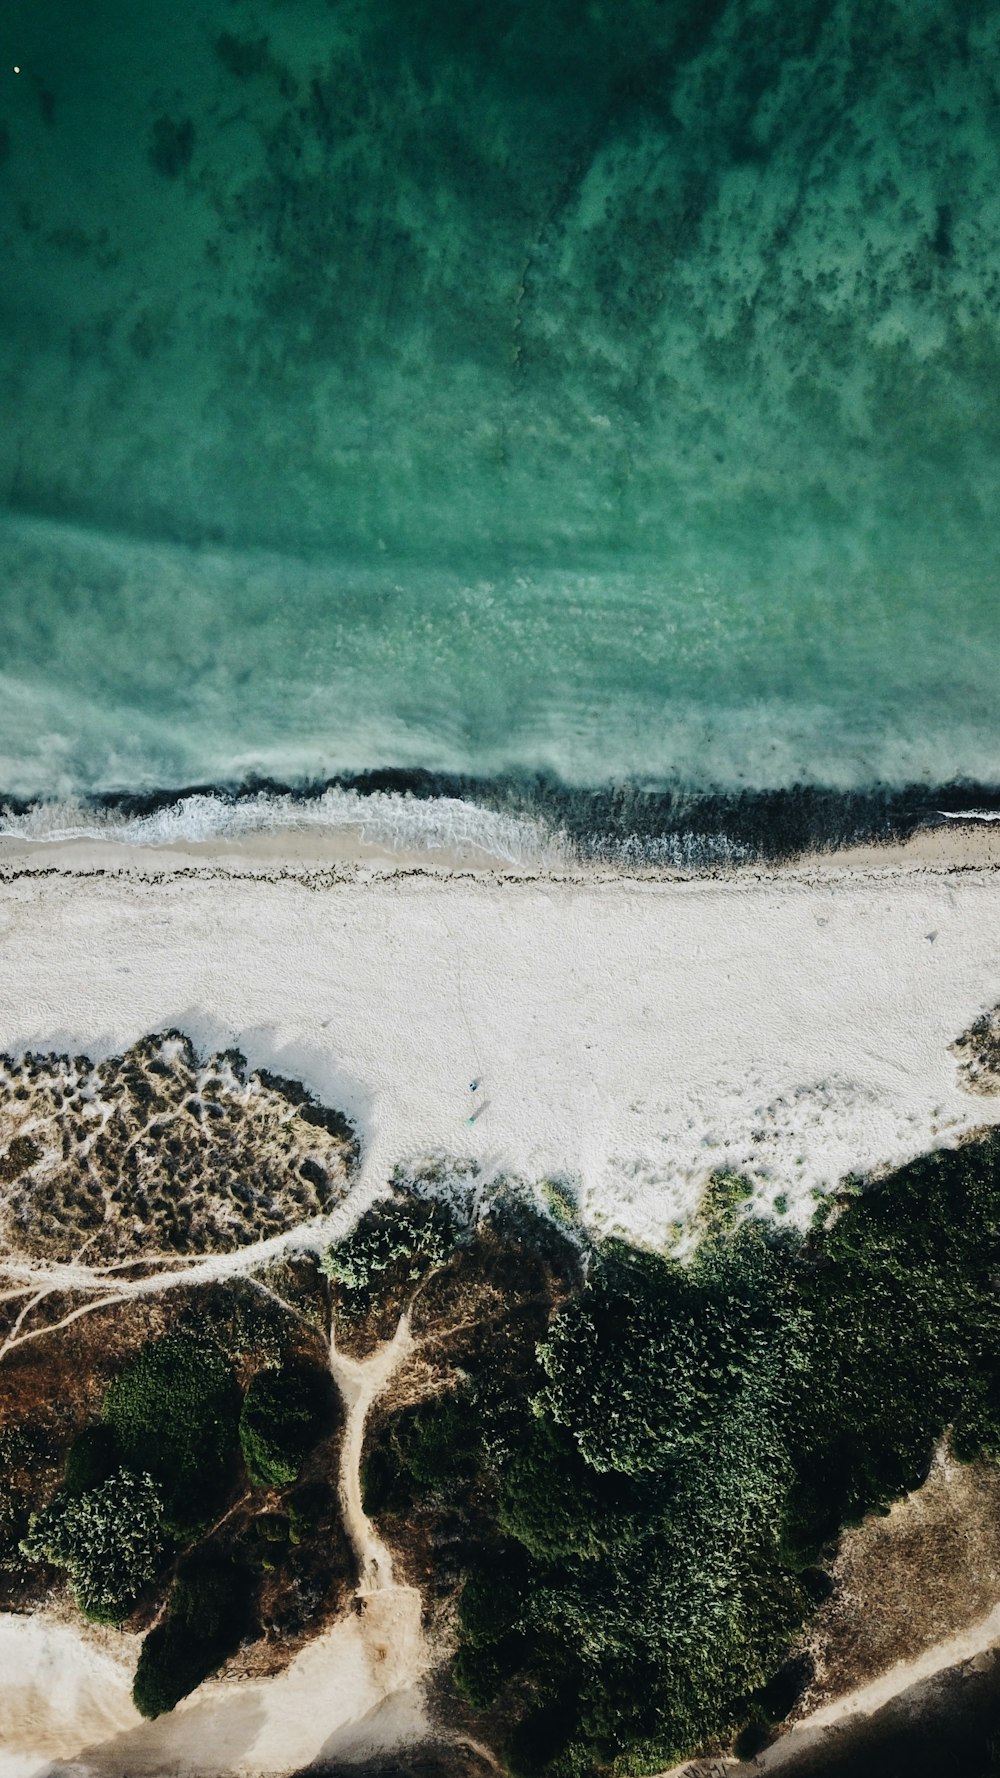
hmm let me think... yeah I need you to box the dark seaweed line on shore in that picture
[3,772,1000,863]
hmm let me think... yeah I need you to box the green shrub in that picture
[286,1481,332,1544]
[254,1512,288,1544]
[495,1418,622,1561]
[537,1229,801,1476]
[396,1392,481,1488]
[782,1132,1000,1555]
[700,1168,754,1231]
[239,1362,330,1489]
[104,1335,238,1535]
[321,1194,459,1316]
[363,1389,481,1519]
[20,1469,164,1623]
[133,1556,249,1718]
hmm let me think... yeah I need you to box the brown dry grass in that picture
[0,1032,356,1264]
[952,1005,1000,1095]
[795,1445,1000,1715]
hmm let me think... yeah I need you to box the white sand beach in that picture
[2,854,1000,1244]
[3,846,1000,1775]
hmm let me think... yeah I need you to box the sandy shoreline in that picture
[3,813,1000,881]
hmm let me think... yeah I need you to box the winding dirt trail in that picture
[330,1310,415,1588]
[0,1187,382,1358]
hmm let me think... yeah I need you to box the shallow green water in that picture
[1,0,998,798]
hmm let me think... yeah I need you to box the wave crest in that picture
[0,788,563,868]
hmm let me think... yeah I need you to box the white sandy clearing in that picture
[1,865,1000,1244]
[0,1592,429,1778]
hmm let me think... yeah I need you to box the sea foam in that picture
[0,789,562,868]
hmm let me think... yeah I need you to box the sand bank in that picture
[2,861,1000,1244]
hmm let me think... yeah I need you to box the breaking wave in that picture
[3,776,1000,869]
[0,788,562,868]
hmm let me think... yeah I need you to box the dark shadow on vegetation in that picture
[133,1552,253,1719]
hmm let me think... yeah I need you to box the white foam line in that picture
[0,790,559,867]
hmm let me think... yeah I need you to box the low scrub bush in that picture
[104,1335,239,1535]
[239,1362,331,1489]
[321,1194,460,1317]
[0,1135,40,1182]
[20,1468,164,1623]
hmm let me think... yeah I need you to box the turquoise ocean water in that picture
[1,0,999,844]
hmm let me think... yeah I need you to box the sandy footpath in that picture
[1,859,1000,1243]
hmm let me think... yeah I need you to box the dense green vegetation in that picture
[103,1335,239,1536]
[14,1127,1000,1758]
[783,1139,1000,1559]
[132,1556,249,1718]
[363,1131,1000,1775]
[239,1362,331,1489]
[439,1228,811,1774]
[20,1468,165,1623]
[16,1305,341,1714]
